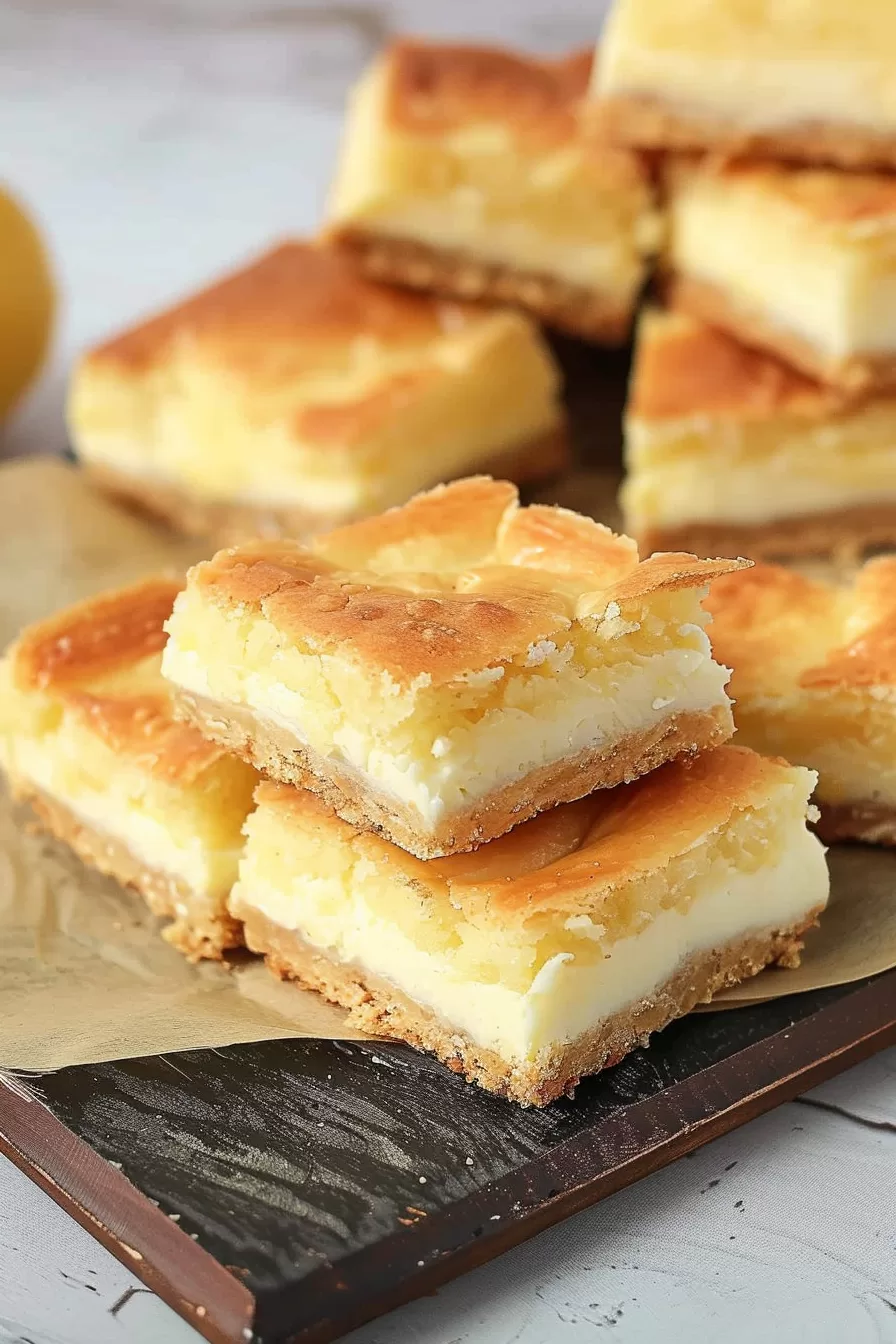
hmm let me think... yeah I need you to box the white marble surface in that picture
[1,3,894,1342]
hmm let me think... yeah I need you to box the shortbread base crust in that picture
[83,423,570,546]
[591,93,896,172]
[330,227,635,343]
[233,902,819,1106]
[8,775,241,961]
[633,502,896,563]
[175,690,733,859]
[667,273,896,396]
[816,799,896,847]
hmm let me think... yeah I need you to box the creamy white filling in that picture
[236,823,828,1064]
[354,199,644,295]
[622,431,896,527]
[597,40,896,136]
[670,187,896,360]
[7,739,240,901]
[163,639,731,827]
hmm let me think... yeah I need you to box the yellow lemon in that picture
[0,186,55,419]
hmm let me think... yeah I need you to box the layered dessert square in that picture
[707,557,896,845]
[326,39,661,342]
[591,0,896,170]
[0,577,258,958]
[231,746,829,1105]
[621,307,896,559]
[68,242,567,544]
[162,477,743,859]
[663,160,896,395]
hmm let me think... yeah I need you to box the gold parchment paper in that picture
[1,459,894,1070]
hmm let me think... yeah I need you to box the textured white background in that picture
[1,2,895,1341]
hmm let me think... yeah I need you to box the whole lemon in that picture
[0,186,55,420]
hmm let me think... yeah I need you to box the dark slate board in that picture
[2,977,895,1343]
[8,337,896,1343]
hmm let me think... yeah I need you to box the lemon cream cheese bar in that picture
[707,558,896,846]
[68,242,567,544]
[0,578,258,958]
[326,39,661,342]
[664,160,896,395]
[231,746,828,1105]
[621,307,896,559]
[162,477,743,859]
[592,0,896,170]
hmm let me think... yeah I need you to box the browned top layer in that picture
[257,743,797,914]
[85,241,464,373]
[7,577,232,782]
[628,307,840,422]
[706,557,896,693]
[189,477,743,686]
[385,39,594,146]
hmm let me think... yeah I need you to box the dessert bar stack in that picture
[2,13,852,1105]
[157,478,826,1106]
[592,0,896,561]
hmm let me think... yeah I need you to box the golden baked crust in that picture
[10,780,241,961]
[635,505,896,564]
[176,689,732,860]
[5,576,230,784]
[235,903,817,1106]
[629,306,843,422]
[383,40,645,184]
[252,743,797,921]
[667,272,896,396]
[84,424,570,546]
[592,92,896,171]
[707,557,896,696]
[814,800,896,847]
[326,40,658,343]
[187,477,744,689]
[332,230,636,343]
[86,241,455,374]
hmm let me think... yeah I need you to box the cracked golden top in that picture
[185,477,743,687]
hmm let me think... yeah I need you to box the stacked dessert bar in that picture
[154,478,823,1105]
[2,11,852,1104]
[592,0,896,560]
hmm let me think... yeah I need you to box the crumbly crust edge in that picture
[173,690,734,858]
[82,423,570,545]
[632,502,896,563]
[7,775,242,961]
[232,901,821,1106]
[330,227,638,343]
[590,93,896,172]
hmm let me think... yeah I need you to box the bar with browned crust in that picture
[662,159,896,396]
[0,578,258,959]
[230,747,828,1106]
[590,0,896,171]
[162,477,745,859]
[326,39,660,342]
[621,307,896,560]
[69,242,568,544]
[707,558,896,846]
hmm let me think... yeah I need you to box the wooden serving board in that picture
[3,338,895,1343]
[2,977,894,1343]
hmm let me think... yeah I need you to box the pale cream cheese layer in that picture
[162,592,731,829]
[233,788,827,1065]
[623,407,896,530]
[595,0,896,138]
[667,165,896,364]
